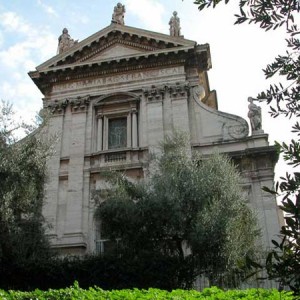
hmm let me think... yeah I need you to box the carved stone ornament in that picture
[169,11,181,37]
[58,28,78,54]
[112,2,125,25]
[68,96,90,113]
[190,85,248,140]
[168,82,189,98]
[191,84,206,102]
[247,97,262,132]
[143,85,165,102]
[47,99,68,114]
[227,124,249,139]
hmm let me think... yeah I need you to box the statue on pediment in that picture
[58,28,78,54]
[112,3,125,25]
[169,11,181,37]
[248,97,262,132]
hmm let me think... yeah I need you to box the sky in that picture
[0,0,296,179]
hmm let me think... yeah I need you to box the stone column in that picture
[96,114,103,151]
[132,109,138,148]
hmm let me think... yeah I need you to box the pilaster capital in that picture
[167,82,189,99]
[69,95,90,113]
[96,112,103,119]
[142,85,165,102]
[46,99,68,115]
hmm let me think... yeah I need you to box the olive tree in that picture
[96,135,259,287]
[0,101,52,263]
[193,0,300,292]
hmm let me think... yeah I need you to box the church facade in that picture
[29,4,281,255]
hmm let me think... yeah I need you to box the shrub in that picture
[0,254,193,291]
[0,283,295,300]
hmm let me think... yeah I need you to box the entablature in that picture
[29,45,210,95]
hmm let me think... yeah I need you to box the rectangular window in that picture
[95,220,120,255]
[95,239,119,255]
[108,118,127,149]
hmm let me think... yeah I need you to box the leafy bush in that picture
[0,283,295,300]
[0,254,193,291]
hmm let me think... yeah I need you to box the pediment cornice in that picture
[36,23,196,71]
[29,43,211,95]
[29,23,211,95]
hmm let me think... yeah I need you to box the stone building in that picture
[29,5,281,255]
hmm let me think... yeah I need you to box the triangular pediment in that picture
[88,43,144,61]
[36,23,196,72]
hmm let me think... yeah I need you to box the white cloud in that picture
[0,11,32,35]
[0,10,55,118]
[0,81,15,100]
[0,43,30,69]
[0,31,3,47]
[0,79,42,115]
[12,72,22,80]
[0,11,57,70]
[124,0,166,32]
[37,0,58,17]
[69,12,89,25]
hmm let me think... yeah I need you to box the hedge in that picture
[0,254,195,291]
[0,283,295,300]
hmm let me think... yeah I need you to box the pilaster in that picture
[96,114,103,151]
[132,108,138,148]
[143,85,165,152]
[64,100,89,243]
[44,113,64,237]
[168,83,190,134]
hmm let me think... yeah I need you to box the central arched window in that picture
[94,92,140,153]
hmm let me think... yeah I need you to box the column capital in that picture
[167,82,189,99]
[142,85,165,102]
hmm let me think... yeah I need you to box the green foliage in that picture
[96,134,259,288]
[262,123,300,293]
[0,254,195,291]
[192,0,300,293]
[0,283,294,300]
[193,0,299,118]
[0,101,52,263]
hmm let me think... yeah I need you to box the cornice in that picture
[29,45,210,95]
[46,82,190,113]
[229,145,279,161]
[36,23,196,70]
[38,45,194,73]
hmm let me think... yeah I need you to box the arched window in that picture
[94,92,140,153]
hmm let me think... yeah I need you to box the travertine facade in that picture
[29,10,281,255]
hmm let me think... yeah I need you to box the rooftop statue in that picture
[247,97,262,132]
[169,11,181,37]
[58,28,78,54]
[112,2,125,25]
